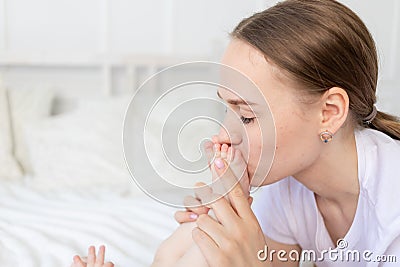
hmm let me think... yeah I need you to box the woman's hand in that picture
[191,158,269,267]
[70,245,114,267]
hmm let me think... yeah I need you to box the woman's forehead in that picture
[218,41,280,106]
[222,40,268,73]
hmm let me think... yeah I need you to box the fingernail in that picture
[190,213,198,220]
[214,158,225,169]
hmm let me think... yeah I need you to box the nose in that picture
[215,121,242,146]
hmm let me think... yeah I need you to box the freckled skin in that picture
[216,39,323,187]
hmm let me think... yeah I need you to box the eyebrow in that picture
[217,90,257,106]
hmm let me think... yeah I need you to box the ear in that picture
[319,87,349,134]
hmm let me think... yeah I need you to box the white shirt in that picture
[252,128,400,266]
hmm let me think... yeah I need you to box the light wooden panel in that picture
[0,0,398,114]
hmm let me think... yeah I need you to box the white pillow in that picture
[8,87,55,174]
[25,94,218,197]
[24,96,141,194]
[0,85,23,181]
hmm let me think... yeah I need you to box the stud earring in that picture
[320,130,333,143]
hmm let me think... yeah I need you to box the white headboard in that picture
[0,54,192,114]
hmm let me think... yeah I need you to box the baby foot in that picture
[226,145,250,199]
[211,143,250,201]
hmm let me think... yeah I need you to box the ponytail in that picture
[369,111,400,140]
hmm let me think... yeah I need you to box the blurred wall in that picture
[0,0,399,115]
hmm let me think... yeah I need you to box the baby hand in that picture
[70,245,114,267]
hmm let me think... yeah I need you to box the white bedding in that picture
[0,181,179,267]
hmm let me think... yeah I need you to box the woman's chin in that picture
[249,171,280,187]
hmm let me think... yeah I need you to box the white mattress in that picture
[0,182,179,267]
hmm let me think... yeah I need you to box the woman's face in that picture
[216,39,323,186]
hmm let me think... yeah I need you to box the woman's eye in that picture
[240,116,255,124]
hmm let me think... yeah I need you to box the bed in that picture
[0,181,178,267]
[0,83,190,267]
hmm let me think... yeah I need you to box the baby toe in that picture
[214,143,221,157]
[221,144,228,159]
[211,135,219,144]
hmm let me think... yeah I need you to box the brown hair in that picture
[231,0,400,140]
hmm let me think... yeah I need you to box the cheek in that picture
[243,129,263,176]
[247,144,261,174]
[266,111,320,180]
[247,116,276,182]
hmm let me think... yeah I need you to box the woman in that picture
[174,0,400,265]
[72,0,400,266]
